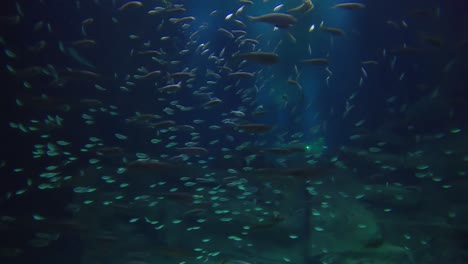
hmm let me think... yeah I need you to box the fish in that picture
[175,147,209,155]
[333,3,366,10]
[319,22,345,36]
[388,46,420,56]
[230,24,246,34]
[232,29,247,35]
[0,15,21,25]
[165,7,187,13]
[273,4,284,12]
[93,146,124,156]
[158,192,204,202]
[287,0,314,15]
[12,66,46,79]
[176,125,195,131]
[169,16,196,24]
[248,13,298,28]
[4,0,464,263]
[17,95,71,112]
[118,1,143,11]
[221,260,252,264]
[237,123,273,133]
[157,246,199,259]
[237,52,280,64]
[50,69,100,86]
[228,71,255,78]
[218,28,235,39]
[126,159,175,171]
[81,18,94,26]
[260,147,306,155]
[240,38,260,45]
[137,50,163,56]
[149,120,176,128]
[302,58,329,65]
[71,39,96,47]
[79,98,103,107]
[239,0,254,5]
[134,70,161,80]
[158,82,182,93]
[287,79,304,100]
[253,166,332,179]
[171,72,196,79]
[201,98,223,108]
[125,114,160,124]
[66,47,96,68]
[419,34,443,47]
[235,6,245,16]
[183,208,207,216]
[361,60,379,65]
[27,40,47,53]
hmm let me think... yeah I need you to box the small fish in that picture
[361,67,368,78]
[137,50,162,56]
[302,58,329,65]
[234,19,247,28]
[401,20,408,28]
[320,22,345,36]
[225,13,233,20]
[202,98,223,108]
[169,16,196,24]
[94,146,124,156]
[118,1,143,11]
[176,147,209,155]
[127,159,174,171]
[420,34,443,47]
[361,60,378,65]
[165,7,186,13]
[239,0,253,5]
[218,28,234,39]
[81,18,94,25]
[134,70,161,80]
[158,82,182,93]
[287,0,314,15]
[71,39,96,47]
[240,38,260,45]
[222,261,252,264]
[309,24,315,32]
[273,4,284,12]
[228,71,255,78]
[235,5,245,16]
[171,72,195,78]
[389,46,419,56]
[230,110,245,117]
[150,120,176,128]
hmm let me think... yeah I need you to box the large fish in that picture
[248,13,297,28]
[237,52,280,64]
[237,123,273,133]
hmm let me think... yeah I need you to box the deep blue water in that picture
[1,0,468,263]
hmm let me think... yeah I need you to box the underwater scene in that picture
[0,0,467,263]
